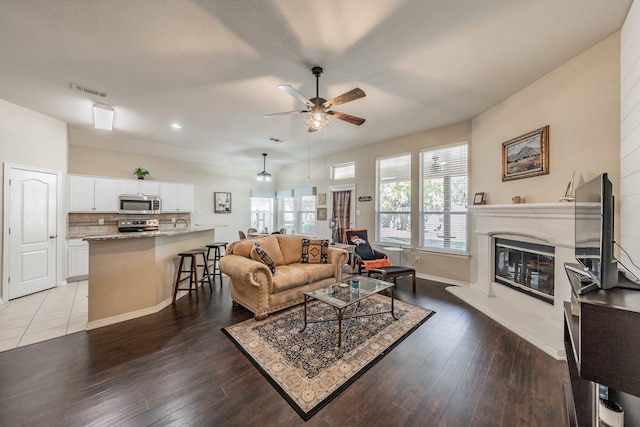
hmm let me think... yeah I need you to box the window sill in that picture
[416,248,471,259]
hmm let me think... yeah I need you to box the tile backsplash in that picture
[68,213,192,239]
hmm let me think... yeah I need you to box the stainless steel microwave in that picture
[118,194,161,214]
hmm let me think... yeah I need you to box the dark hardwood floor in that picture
[0,277,569,426]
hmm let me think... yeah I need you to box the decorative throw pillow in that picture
[301,238,329,264]
[250,243,276,274]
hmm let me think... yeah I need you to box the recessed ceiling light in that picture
[171,123,182,129]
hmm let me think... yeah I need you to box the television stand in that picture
[617,271,640,291]
[563,266,640,426]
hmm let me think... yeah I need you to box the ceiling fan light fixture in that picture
[304,109,329,130]
[256,153,272,182]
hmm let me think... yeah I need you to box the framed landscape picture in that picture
[214,192,231,213]
[502,125,549,181]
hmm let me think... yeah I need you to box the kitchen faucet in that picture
[174,217,189,229]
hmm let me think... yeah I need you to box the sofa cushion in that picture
[230,235,285,266]
[301,238,329,264]
[289,262,335,283]
[272,265,310,293]
[250,244,276,273]
[276,234,304,265]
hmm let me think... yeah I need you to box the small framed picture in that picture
[214,192,231,213]
[317,192,326,206]
[473,192,486,205]
[317,207,327,221]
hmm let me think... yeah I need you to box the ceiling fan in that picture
[264,66,366,132]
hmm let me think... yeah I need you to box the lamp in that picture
[304,108,329,130]
[93,103,114,131]
[256,153,272,182]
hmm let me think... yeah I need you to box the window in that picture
[250,197,273,232]
[376,153,411,245]
[331,161,355,180]
[420,142,468,253]
[277,194,316,235]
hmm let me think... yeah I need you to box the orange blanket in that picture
[361,259,392,271]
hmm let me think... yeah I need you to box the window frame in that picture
[419,142,469,255]
[375,152,412,246]
[331,161,355,180]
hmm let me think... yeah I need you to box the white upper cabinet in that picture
[119,179,160,196]
[160,182,194,212]
[177,183,194,212]
[93,178,119,211]
[160,182,178,211]
[69,175,118,212]
[69,174,194,213]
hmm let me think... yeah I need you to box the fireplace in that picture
[449,202,575,360]
[494,238,555,304]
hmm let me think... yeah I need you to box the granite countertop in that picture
[81,225,221,241]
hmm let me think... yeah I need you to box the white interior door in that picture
[6,167,58,299]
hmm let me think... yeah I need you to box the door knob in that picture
[49,235,57,239]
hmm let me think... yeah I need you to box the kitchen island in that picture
[84,226,218,329]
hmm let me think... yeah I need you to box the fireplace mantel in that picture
[449,202,574,360]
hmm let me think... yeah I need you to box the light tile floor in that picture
[0,281,87,352]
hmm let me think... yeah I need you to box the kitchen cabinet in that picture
[160,182,194,212]
[67,239,88,279]
[119,179,160,196]
[69,175,118,212]
[69,174,193,213]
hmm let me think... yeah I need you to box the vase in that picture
[138,176,144,180]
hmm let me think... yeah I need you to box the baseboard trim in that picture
[87,298,173,330]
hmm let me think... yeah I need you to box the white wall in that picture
[620,2,640,279]
[0,98,68,298]
[470,33,621,284]
[277,122,474,284]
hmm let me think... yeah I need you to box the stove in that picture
[117,218,159,232]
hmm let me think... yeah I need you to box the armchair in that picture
[343,228,391,274]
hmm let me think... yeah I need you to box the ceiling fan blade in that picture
[278,85,314,108]
[264,110,307,118]
[324,88,366,107]
[327,110,366,126]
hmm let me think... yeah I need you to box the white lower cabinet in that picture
[68,239,89,279]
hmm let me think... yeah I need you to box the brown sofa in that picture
[219,234,348,320]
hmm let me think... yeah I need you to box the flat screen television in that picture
[574,173,618,290]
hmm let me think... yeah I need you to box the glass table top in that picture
[304,275,394,308]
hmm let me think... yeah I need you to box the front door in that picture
[6,166,58,299]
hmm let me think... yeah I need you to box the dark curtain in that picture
[332,190,351,243]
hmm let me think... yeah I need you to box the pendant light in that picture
[256,153,272,182]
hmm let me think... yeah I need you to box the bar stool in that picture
[173,248,212,303]
[206,242,228,284]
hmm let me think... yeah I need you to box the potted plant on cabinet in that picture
[133,168,149,180]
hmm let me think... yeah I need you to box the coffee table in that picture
[299,275,398,357]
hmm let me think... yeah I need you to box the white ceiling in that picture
[0,0,632,173]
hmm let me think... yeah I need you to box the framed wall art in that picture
[214,192,231,213]
[317,192,326,206]
[317,207,327,221]
[502,125,549,182]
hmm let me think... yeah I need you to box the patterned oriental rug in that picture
[222,294,434,420]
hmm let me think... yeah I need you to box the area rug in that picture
[222,294,434,420]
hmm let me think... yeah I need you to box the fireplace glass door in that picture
[495,238,555,304]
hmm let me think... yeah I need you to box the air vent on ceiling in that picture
[70,83,109,98]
